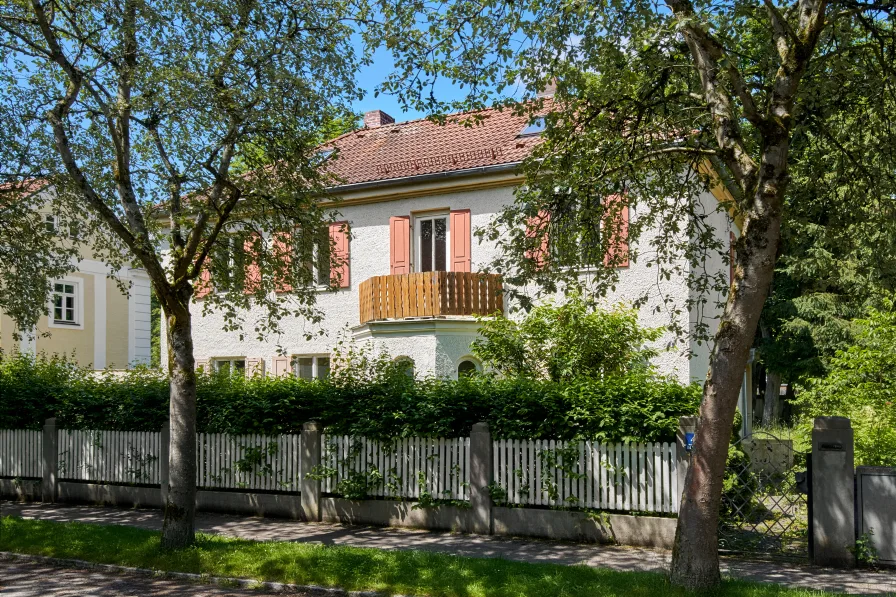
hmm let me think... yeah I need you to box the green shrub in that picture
[796,301,896,466]
[0,352,700,441]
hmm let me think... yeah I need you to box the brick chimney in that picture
[363,110,395,128]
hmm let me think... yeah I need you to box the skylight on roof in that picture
[518,117,546,137]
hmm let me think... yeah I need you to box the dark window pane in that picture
[64,285,74,294]
[316,229,331,286]
[298,357,313,380]
[54,283,63,292]
[234,360,246,376]
[434,218,447,271]
[216,361,230,375]
[420,220,433,272]
[317,357,330,380]
[458,360,477,377]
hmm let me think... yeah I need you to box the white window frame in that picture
[44,214,57,233]
[214,357,247,376]
[413,211,450,273]
[48,277,84,330]
[291,354,331,380]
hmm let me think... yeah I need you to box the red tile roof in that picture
[324,106,545,187]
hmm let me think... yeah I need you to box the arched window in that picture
[457,359,479,378]
[394,356,415,379]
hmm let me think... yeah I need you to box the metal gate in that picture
[718,430,810,560]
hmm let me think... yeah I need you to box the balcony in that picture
[359,272,504,325]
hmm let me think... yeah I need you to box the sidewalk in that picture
[2,501,895,595]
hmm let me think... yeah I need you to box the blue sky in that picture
[351,47,469,123]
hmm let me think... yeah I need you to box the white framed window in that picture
[44,214,57,233]
[292,355,330,380]
[214,358,246,376]
[48,278,84,330]
[291,227,331,288]
[414,212,449,272]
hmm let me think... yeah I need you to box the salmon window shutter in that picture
[390,216,411,274]
[273,232,292,293]
[272,356,291,377]
[244,233,262,294]
[603,195,630,267]
[329,221,350,288]
[195,265,212,299]
[246,357,265,377]
[449,209,472,272]
[525,210,550,268]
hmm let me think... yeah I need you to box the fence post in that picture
[160,420,170,505]
[41,417,58,503]
[469,422,493,534]
[675,416,697,511]
[811,416,855,568]
[301,421,322,522]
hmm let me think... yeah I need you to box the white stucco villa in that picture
[159,101,746,403]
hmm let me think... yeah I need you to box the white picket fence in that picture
[0,429,42,478]
[321,435,470,501]
[492,440,679,513]
[197,432,302,491]
[59,430,161,484]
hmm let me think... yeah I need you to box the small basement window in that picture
[518,117,546,137]
[293,355,331,380]
[214,358,246,376]
[457,359,479,378]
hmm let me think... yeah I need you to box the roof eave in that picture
[326,161,523,195]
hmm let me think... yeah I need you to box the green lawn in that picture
[0,516,841,597]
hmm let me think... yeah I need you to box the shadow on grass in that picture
[0,517,840,597]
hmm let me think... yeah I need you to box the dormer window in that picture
[518,117,546,137]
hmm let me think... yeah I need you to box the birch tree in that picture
[0,0,369,548]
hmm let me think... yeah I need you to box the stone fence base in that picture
[0,479,677,550]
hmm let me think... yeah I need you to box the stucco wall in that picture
[106,280,130,369]
[174,180,729,383]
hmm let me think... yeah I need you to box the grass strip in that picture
[0,516,841,597]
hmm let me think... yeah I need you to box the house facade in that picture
[162,104,740,388]
[0,185,152,369]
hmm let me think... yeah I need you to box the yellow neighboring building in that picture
[0,185,152,370]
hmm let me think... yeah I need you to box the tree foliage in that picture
[472,296,661,381]
[797,300,896,467]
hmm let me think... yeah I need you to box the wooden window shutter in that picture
[244,234,262,294]
[525,210,550,269]
[195,359,209,372]
[390,216,411,274]
[194,265,212,299]
[603,195,630,268]
[449,209,472,272]
[272,356,291,378]
[273,232,292,293]
[329,221,350,288]
[246,357,265,377]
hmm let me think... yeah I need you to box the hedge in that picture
[0,353,700,442]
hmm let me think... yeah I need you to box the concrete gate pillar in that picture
[469,422,493,534]
[811,416,855,568]
[301,421,322,522]
[41,417,58,502]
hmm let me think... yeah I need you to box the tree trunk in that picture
[161,299,197,549]
[670,191,783,589]
[762,370,782,428]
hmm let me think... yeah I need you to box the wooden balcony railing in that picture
[359,272,504,325]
